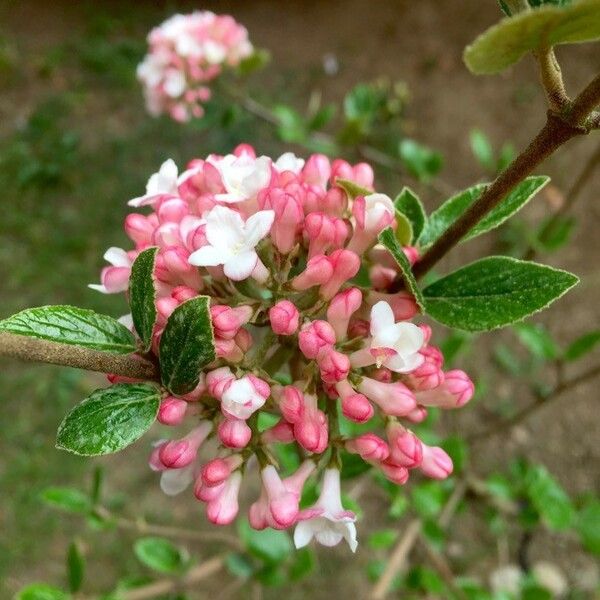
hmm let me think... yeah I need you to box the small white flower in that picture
[163,70,187,98]
[274,152,305,174]
[363,193,395,231]
[212,153,272,203]
[293,468,358,552]
[369,301,424,372]
[221,376,266,419]
[203,40,227,64]
[188,205,274,280]
[88,247,132,294]
[129,159,179,207]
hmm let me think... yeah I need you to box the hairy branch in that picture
[535,47,570,112]
[0,332,159,381]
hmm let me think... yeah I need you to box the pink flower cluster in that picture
[137,12,253,122]
[91,144,474,552]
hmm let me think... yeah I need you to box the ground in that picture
[0,1,599,598]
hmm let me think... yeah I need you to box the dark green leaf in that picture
[90,466,104,505]
[378,228,425,311]
[335,177,372,199]
[465,0,600,75]
[238,519,292,563]
[56,383,160,456]
[0,305,135,353]
[399,139,443,182]
[394,187,427,242]
[470,129,495,172]
[308,104,336,131]
[67,540,85,593]
[536,215,575,252]
[576,498,600,555]
[40,487,92,514]
[513,322,558,360]
[159,296,215,395]
[129,247,158,352]
[564,330,600,361]
[289,548,315,581]
[15,584,69,600]
[423,257,578,331]
[134,537,189,574]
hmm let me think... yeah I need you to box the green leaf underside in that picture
[465,0,600,74]
[394,210,414,246]
[378,228,425,311]
[564,330,600,361]
[0,305,135,354]
[394,187,427,242]
[335,177,372,199]
[56,383,160,456]
[418,176,549,248]
[422,256,578,331]
[129,247,159,352]
[159,296,215,395]
[134,537,188,574]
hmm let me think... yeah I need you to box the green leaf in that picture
[15,584,69,600]
[159,296,215,395]
[238,519,292,563]
[39,487,92,514]
[273,105,306,143]
[564,330,600,361]
[470,129,495,172]
[441,436,469,473]
[335,177,372,199]
[418,177,548,248]
[226,553,255,579]
[134,537,189,574]
[399,139,443,182]
[378,228,425,311]
[513,322,558,359]
[289,548,315,581]
[423,256,578,332]
[464,0,600,75]
[0,305,135,353]
[576,498,600,555]
[368,529,398,549]
[236,48,270,75]
[411,482,447,519]
[56,383,160,456]
[90,465,104,505]
[129,247,158,352]
[394,187,427,242]
[394,210,414,246]
[536,215,575,251]
[465,176,549,241]
[67,541,85,593]
[525,465,574,530]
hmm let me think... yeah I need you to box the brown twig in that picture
[535,47,570,113]
[0,331,158,381]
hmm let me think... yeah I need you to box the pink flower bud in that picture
[234,328,253,352]
[416,369,474,409]
[403,245,420,265]
[159,423,211,469]
[346,433,389,462]
[234,143,256,158]
[200,458,231,487]
[419,324,433,346]
[158,397,188,425]
[206,471,242,525]
[98,266,131,294]
[420,445,453,480]
[171,285,198,303]
[262,419,295,443]
[211,305,253,339]
[369,265,397,290]
[298,320,336,359]
[387,425,423,468]
[206,367,235,399]
[421,345,444,368]
[124,213,156,246]
[380,461,410,485]
[294,397,328,454]
[369,291,419,321]
[269,300,300,335]
[358,377,417,417]
[317,349,350,383]
[319,249,360,300]
[302,153,331,188]
[218,417,252,449]
[156,297,179,324]
[341,393,374,423]
[157,197,189,223]
[326,287,362,340]
[279,385,305,423]
[162,246,201,288]
[405,360,445,392]
[322,187,347,215]
[194,480,225,503]
[404,405,428,423]
[259,188,303,254]
[291,254,334,290]
[261,465,300,528]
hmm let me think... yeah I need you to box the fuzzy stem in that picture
[0,332,159,381]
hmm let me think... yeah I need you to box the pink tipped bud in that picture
[201,458,231,487]
[149,443,167,472]
[369,265,397,290]
[369,291,419,321]
[346,433,390,462]
[319,249,360,300]
[260,189,303,254]
[358,377,417,417]
[421,345,444,367]
[279,385,305,423]
[234,328,253,352]
[124,213,156,246]
[269,300,300,335]
[206,471,242,525]
[157,197,189,224]
[317,349,350,383]
[420,445,453,480]
[156,297,179,324]
[295,406,328,454]
[234,143,256,158]
[380,461,410,485]
[262,419,295,443]
[159,424,210,469]
[403,245,420,265]
[158,397,188,426]
[416,369,474,409]
[298,320,336,359]
[194,480,225,503]
[171,285,198,303]
[322,187,347,215]
[387,425,423,468]
[206,367,235,399]
[211,305,253,340]
[97,266,131,294]
[302,153,331,188]
[404,405,428,423]
[218,417,252,449]
[341,393,373,423]
[261,465,300,528]
[291,254,334,290]
[405,361,445,392]
[326,287,363,340]
[419,324,433,346]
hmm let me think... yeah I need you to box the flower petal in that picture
[188,244,225,267]
[244,210,275,248]
[293,521,315,549]
[223,251,258,281]
[160,465,194,496]
[205,205,245,249]
[370,301,395,336]
[103,247,130,267]
[392,322,425,355]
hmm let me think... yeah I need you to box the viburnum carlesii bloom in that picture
[91,143,475,552]
[137,12,253,122]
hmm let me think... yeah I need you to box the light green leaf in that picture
[525,464,574,530]
[236,48,270,76]
[134,537,189,574]
[15,584,69,600]
[564,330,600,361]
[513,322,559,359]
[129,247,158,352]
[67,541,85,594]
[470,129,495,172]
[399,139,443,182]
[368,529,398,549]
[238,519,292,563]
[289,548,315,581]
[0,305,135,354]
[335,177,372,199]
[39,487,92,514]
[378,228,425,311]
[394,210,414,246]
[394,187,427,242]
[56,383,160,456]
[422,256,578,331]
[465,0,600,75]
[576,498,600,555]
[159,296,215,395]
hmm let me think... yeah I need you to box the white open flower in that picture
[363,193,395,231]
[221,376,266,419]
[293,468,358,552]
[212,153,272,203]
[274,152,305,174]
[129,159,179,207]
[188,205,274,280]
[369,301,424,372]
